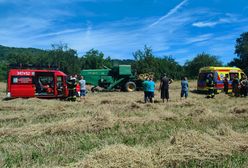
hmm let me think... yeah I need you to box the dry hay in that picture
[186,105,227,123]
[0,104,27,111]
[130,102,142,109]
[100,99,125,105]
[46,109,114,134]
[153,126,248,167]
[152,130,232,166]
[0,109,115,137]
[180,100,196,107]
[71,144,154,168]
[0,114,26,123]
[69,127,248,168]
[230,106,248,118]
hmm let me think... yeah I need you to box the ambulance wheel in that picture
[125,82,136,92]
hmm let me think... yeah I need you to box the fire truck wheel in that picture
[125,82,136,92]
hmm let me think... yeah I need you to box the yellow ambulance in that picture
[197,67,246,92]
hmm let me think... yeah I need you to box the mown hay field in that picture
[0,81,248,167]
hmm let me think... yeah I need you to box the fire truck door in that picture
[11,76,35,97]
[56,76,64,96]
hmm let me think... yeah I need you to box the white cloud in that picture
[192,21,218,27]
[149,0,188,27]
[0,0,247,64]
[186,34,213,43]
[192,13,238,28]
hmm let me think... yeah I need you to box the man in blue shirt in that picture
[181,77,189,99]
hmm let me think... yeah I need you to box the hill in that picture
[0,45,47,60]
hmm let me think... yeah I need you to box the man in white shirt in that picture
[79,76,86,101]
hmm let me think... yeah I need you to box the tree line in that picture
[0,32,247,81]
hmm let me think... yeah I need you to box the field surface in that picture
[0,81,248,168]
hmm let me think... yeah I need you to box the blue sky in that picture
[0,0,248,64]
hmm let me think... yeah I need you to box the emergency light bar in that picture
[8,63,60,70]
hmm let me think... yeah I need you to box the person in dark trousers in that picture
[160,74,173,102]
[67,75,77,101]
[143,78,149,103]
[147,77,155,103]
[79,76,87,101]
[240,76,248,97]
[245,77,248,97]
[181,77,189,99]
[206,73,215,98]
[232,74,240,97]
[223,75,229,94]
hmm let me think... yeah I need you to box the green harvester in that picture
[80,65,142,92]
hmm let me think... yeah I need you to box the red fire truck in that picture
[6,69,69,98]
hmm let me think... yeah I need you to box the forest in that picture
[0,32,247,81]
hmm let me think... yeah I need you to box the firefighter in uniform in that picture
[206,73,215,98]
[67,76,77,101]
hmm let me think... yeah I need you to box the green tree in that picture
[229,32,248,74]
[133,46,183,80]
[81,49,111,69]
[184,52,222,78]
[133,45,157,75]
[0,61,7,81]
[157,56,183,80]
[47,43,80,75]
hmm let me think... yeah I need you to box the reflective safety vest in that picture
[206,78,215,89]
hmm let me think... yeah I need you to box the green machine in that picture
[80,65,141,92]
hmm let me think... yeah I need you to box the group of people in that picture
[67,72,248,103]
[224,74,248,97]
[142,72,248,103]
[206,73,248,98]
[143,74,189,103]
[67,74,87,101]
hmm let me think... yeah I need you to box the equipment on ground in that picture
[80,65,143,92]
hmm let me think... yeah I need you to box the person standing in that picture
[181,77,189,99]
[223,75,229,94]
[206,73,215,98]
[160,74,173,102]
[245,76,248,97]
[67,75,77,101]
[79,76,86,101]
[147,77,155,103]
[232,74,240,97]
[240,76,248,97]
[143,78,149,103]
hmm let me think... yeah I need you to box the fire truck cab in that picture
[7,69,68,98]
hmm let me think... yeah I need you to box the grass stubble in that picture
[0,81,248,167]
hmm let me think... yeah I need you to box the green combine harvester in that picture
[80,65,143,92]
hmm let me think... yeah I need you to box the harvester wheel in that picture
[125,82,136,92]
[91,86,101,92]
[91,87,97,92]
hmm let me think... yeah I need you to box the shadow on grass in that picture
[136,100,163,104]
